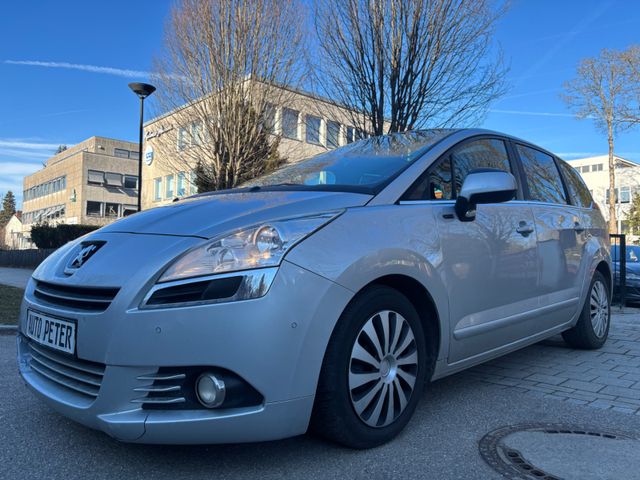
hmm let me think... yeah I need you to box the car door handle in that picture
[516,222,534,236]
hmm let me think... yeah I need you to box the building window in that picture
[592,163,603,172]
[154,177,162,201]
[165,174,175,199]
[124,175,138,189]
[177,172,187,196]
[86,201,102,216]
[606,188,619,203]
[582,165,590,173]
[23,175,67,202]
[130,150,140,160]
[620,186,631,203]
[191,121,203,146]
[114,148,130,158]
[105,203,120,218]
[327,120,341,148]
[177,127,188,151]
[189,171,198,195]
[104,172,123,187]
[282,108,299,140]
[88,170,105,185]
[306,115,321,145]
[23,204,66,224]
[122,205,138,216]
[263,103,277,134]
[346,126,355,144]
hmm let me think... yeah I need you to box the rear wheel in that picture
[310,286,428,448]
[562,271,610,349]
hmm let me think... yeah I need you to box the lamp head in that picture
[128,82,156,99]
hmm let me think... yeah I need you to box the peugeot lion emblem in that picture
[64,242,103,275]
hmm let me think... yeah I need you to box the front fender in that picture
[286,205,449,361]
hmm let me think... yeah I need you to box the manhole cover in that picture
[479,423,640,480]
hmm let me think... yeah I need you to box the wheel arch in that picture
[595,260,612,296]
[359,274,442,379]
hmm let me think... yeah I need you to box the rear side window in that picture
[516,144,566,204]
[403,138,510,201]
[558,160,593,208]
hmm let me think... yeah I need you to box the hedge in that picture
[30,224,100,249]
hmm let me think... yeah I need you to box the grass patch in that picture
[0,284,24,325]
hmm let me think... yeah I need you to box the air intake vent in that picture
[33,280,119,312]
[25,338,105,406]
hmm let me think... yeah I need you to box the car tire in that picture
[562,271,611,350]
[310,285,428,449]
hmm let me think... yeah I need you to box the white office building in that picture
[567,155,640,238]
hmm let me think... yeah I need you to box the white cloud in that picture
[5,59,152,79]
[488,109,579,118]
[0,161,45,177]
[0,140,61,150]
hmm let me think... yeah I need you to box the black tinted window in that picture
[558,160,593,208]
[452,139,511,194]
[403,138,509,201]
[516,144,566,204]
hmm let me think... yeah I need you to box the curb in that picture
[0,325,18,335]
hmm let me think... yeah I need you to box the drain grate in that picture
[501,447,560,480]
[479,423,638,480]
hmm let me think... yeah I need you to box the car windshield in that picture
[611,245,640,263]
[242,129,456,194]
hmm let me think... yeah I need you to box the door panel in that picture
[436,203,540,363]
[532,204,585,320]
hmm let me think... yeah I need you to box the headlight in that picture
[158,212,341,283]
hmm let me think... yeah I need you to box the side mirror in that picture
[455,169,517,221]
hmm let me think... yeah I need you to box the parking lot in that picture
[2,310,640,480]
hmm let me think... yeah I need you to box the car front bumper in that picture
[17,260,353,444]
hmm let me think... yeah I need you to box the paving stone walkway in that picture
[463,308,640,415]
[0,267,33,289]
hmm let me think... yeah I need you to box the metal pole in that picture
[137,96,144,212]
[620,234,627,308]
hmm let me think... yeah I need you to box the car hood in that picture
[99,190,372,238]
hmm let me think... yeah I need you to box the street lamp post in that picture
[128,82,156,212]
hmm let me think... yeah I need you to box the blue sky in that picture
[1,0,639,208]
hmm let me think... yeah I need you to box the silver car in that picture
[17,129,611,448]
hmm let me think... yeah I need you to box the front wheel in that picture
[562,271,610,349]
[310,286,428,449]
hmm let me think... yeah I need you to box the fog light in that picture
[196,373,226,408]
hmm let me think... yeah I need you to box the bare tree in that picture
[621,45,640,126]
[313,0,508,136]
[563,49,635,233]
[152,0,305,192]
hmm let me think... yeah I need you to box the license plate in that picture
[24,310,76,355]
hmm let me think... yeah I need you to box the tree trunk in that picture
[607,121,617,234]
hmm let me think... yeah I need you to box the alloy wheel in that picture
[348,310,419,428]
[590,280,609,338]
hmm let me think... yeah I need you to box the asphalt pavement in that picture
[3,333,640,480]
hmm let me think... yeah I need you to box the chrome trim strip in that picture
[453,298,579,340]
[140,267,278,310]
[33,287,112,305]
[131,396,186,404]
[137,373,186,381]
[133,385,182,393]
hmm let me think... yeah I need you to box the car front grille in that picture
[24,339,105,405]
[33,280,119,312]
